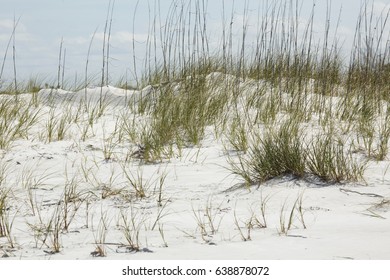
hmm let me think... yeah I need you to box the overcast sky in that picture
[1,0,390,85]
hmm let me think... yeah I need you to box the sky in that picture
[1,0,390,86]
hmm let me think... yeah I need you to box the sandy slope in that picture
[0,86,389,260]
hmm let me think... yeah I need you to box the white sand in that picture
[0,84,389,260]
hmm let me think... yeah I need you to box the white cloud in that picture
[373,1,390,16]
[0,19,34,44]
[0,19,18,43]
[116,31,150,44]
[63,36,90,46]
[0,18,28,33]
[0,19,15,31]
[92,31,150,45]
